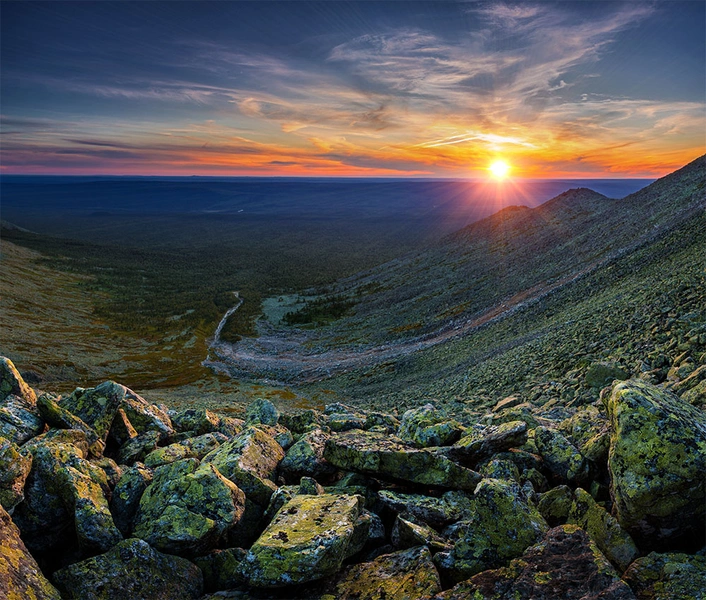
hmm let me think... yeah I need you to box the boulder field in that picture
[1,355,705,599]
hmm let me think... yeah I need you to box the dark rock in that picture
[436,524,636,599]
[324,430,482,490]
[52,538,203,600]
[0,393,44,444]
[0,503,61,599]
[117,430,161,465]
[245,398,280,426]
[585,362,630,389]
[110,463,153,536]
[534,426,591,485]
[397,404,464,448]
[38,393,105,456]
[445,421,528,465]
[622,551,706,600]
[192,547,247,593]
[0,435,32,512]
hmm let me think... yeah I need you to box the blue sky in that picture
[1,1,704,176]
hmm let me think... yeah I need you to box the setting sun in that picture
[489,160,510,180]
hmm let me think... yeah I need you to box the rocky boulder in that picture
[52,538,203,600]
[324,430,482,490]
[397,404,464,448]
[606,380,706,549]
[243,493,364,587]
[280,428,337,482]
[445,421,528,465]
[0,503,61,600]
[436,478,549,581]
[321,546,442,599]
[0,356,37,405]
[0,435,32,512]
[622,551,706,600]
[436,525,636,600]
[133,459,245,555]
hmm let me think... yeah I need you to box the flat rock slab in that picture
[52,538,203,600]
[436,525,636,600]
[244,493,363,587]
[320,546,442,600]
[324,430,481,490]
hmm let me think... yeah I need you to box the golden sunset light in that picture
[489,160,511,180]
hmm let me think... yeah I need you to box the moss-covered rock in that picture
[0,436,32,512]
[377,489,474,528]
[534,426,590,485]
[133,459,245,555]
[243,493,363,587]
[117,430,161,466]
[279,408,328,434]
[192,547,247,593]
[246,398,280,426]
[0,356,37,405]
[606,380,706,549]
[321,546,442,600]
[480,458,520,482]
[0,393,44,444]
[59,382,126,443]
[568,487,638,572]
[537,484,573,527]
[446,421,528,465]
[397,404,464,448]
[110,463,153,536]
[14,433,120,554]
[324,430,481,490]
[0,503,61,600]
[438,479,549,581]
[585,362,630,389]
[52,538,203,600]
[143,443,193,468]
[202,426,284,507]
[38,393,105,456]
[436,524,636,599]
[622,552,706,600]
[171,407,244,437]
[250,422,294,450]
[280,428,337,482]
[119,390,174,439]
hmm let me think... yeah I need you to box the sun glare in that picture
[489,160,510,180]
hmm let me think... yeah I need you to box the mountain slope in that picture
[210,155,706,410]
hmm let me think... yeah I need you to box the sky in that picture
[1,1,704,178]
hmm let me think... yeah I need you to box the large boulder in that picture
[0,435,32,512]
[133,459,245,555]
[0,393,44,444]
[38,393,104,456]
[245,398,280,426]
[324,430,482,490]
[397,404,464,448]
[52,538,203,600]
[569,488,638,572]
[606,380,706,549]
[322,546,442,599]
[445,421,528,465]
[170,408,244,437]
[0,503,61,600]
[13,431,121,554]
[0,356,37,404]
[436,479,548,581]
[59,382,125,443]
[622,552,706,600]
[202,426,284,506]
[243,493,364,587]
[280,428,337,482]
[436,525,636,600]
[110,463,153,536]
[534,426,591,485]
